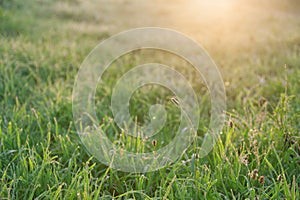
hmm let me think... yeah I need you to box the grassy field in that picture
[0,0,299,199]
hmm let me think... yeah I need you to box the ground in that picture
[0,0,299,199]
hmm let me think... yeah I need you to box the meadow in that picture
[0,0,299,199]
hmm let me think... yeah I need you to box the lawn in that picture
[0,0,299,199]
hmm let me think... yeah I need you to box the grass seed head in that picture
[249,169,259,180]
[259,176,265,184]
[229,120,234,128]
[171,97,180,106]
[239,155,248,166]
[259,97,267,107]
[119,148,124,156]
[277,174,282,182]
[152,139,157,147]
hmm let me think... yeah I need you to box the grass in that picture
[0,0,299,199]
